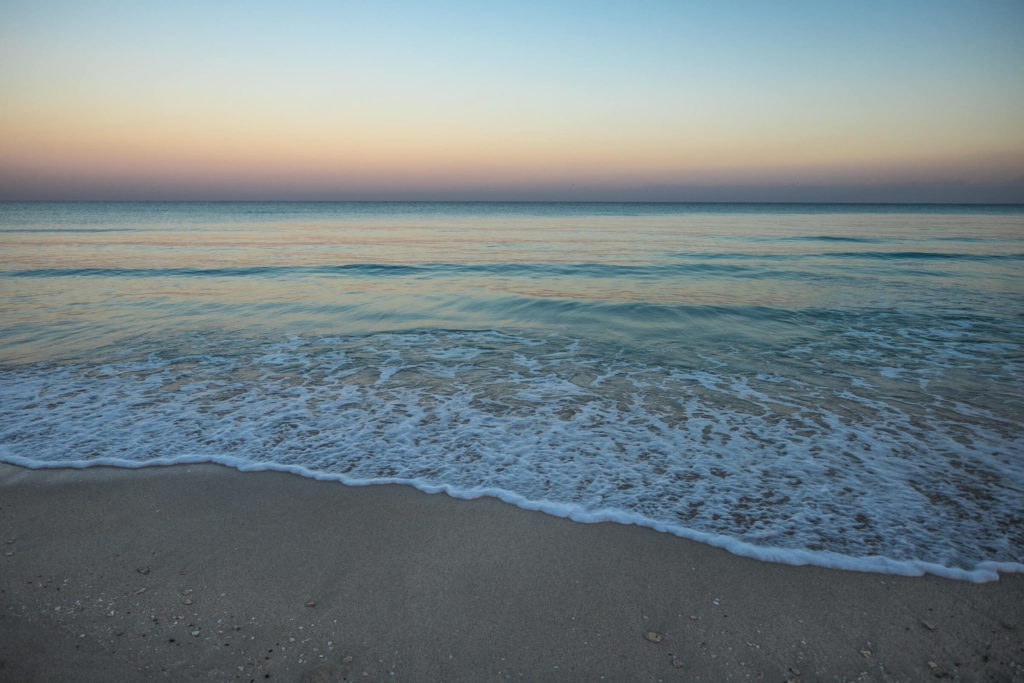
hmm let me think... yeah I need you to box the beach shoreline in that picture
[1,462,1021,681]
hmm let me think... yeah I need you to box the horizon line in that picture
[3,199,1024,206]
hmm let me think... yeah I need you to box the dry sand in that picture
[0,462,1021,682]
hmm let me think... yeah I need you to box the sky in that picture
[1,0,1023,202]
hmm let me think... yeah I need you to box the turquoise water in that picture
[1,202,1022,580]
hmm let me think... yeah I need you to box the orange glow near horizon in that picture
[5,97,1021,190]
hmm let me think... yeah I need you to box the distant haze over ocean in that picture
[4,180,1023,204]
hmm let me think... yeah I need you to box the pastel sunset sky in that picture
[2,0,1022,202]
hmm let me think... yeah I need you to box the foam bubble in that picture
[1,329,1022,582]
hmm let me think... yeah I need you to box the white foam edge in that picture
[3,450,1022,583]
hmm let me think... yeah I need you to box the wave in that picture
[1,329,1021,582]
[665,251,1024,261]
[829,251,1024,260]
[0,263,822,280]
[781,235,884,243]
[6,253,1020,281]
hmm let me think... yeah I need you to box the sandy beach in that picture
[0,462,1021,682]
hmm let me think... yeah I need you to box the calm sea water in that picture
[1,201,1022,580]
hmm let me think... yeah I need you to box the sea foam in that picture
[2,329,1021,582]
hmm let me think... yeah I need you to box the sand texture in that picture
[1,463,1021,682]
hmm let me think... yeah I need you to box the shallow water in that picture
[2,201,1022,580]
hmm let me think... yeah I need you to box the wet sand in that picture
[1,462,1021,681]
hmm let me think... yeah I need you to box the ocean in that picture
[1,201,1022,581]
